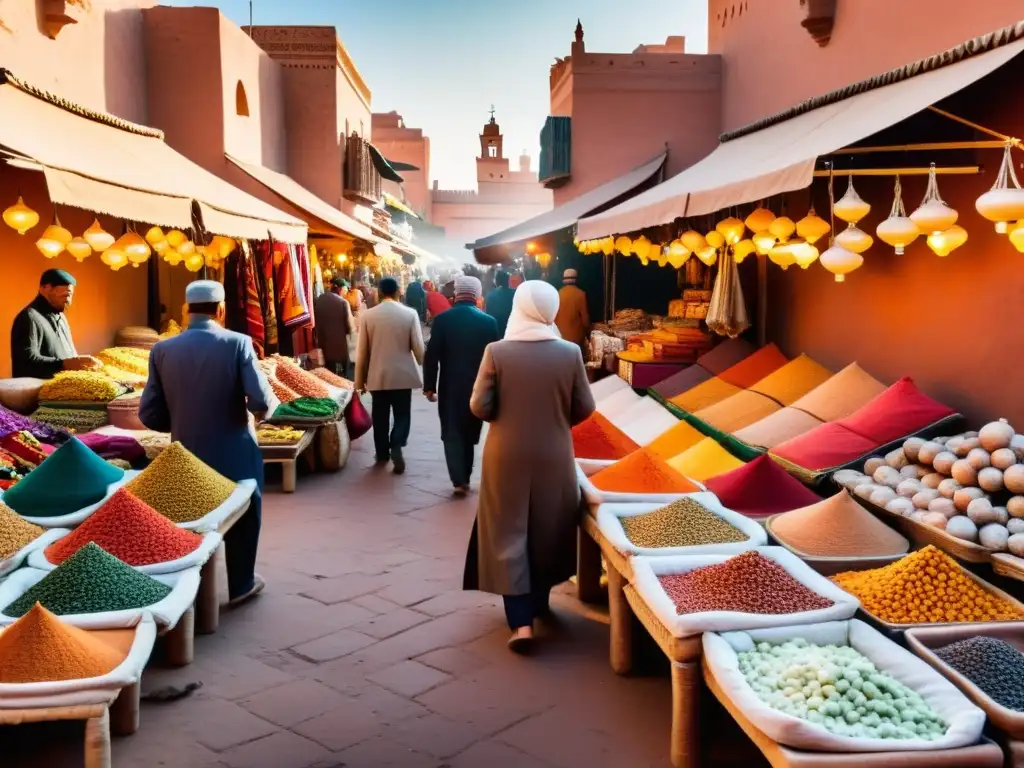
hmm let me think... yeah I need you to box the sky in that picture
[160,0,708,190]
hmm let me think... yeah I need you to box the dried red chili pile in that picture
[658,550,833,615]
[43,488,203,567]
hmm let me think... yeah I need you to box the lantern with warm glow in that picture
[655,245,668,267]
[820,245,863,282]
[716,217,745,245]
[163,248,184,266]
[3,196,40,234]
[876,176,920,255]
[121,232,152,268]
[177,240,196,257]
[535,252,552,268]
[600,237,614,256]
[184,252,205,272]
[211,235,237,258]
[681,230,706,253]
[791,240,820,269]
[768,242,796,270]
[1009,221,1024,253]
[83,219,115,252]
[752,230,776,255]
[145,226,166,247]
[835,224,873,254]
[101,247,128,271]
[911,164,958,234]
[705,230,725,250]
[733,239,756,264]
[768,216,796,243]
[667,240,690,269]
[744,207,775,233]
[976,144,1024,233]
[66,237,92,262]
[35,216,72,259]
[927,225,968,257]
[614,236,633,255]
[632,236,652,261]
[833,176,871,223]
[166,229,187,249]
[697,246,718,266]
[795,208,830,245]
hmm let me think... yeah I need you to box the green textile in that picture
[275,397,338,420]
[2,437,123,518]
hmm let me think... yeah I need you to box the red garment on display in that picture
[704,454,821,518]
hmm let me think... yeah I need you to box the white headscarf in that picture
[503,280,562,342]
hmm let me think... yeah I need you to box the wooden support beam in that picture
[813,166,980,177]
[830,140,1006,155]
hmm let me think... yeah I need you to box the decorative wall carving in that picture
[799,0,837,47]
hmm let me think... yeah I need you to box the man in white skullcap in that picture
[140,280,277,606]
[554,268,590,353]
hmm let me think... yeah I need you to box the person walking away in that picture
[484,269,515,338]
[423,276,498,496]
[424,280,451,323]
[354,277,424,474]
[463,280,595,652]
[405,279,427,323]
[314,276,355,379]
[554,268,590,354]
[140,281,277,606]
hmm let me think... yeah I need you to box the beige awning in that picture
[577,25,1024,240]
[0,70,307,243]
[226,154,373,241]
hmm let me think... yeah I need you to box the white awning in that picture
[577,29,1024,240]
[470,151,667,253]
[226,154,374,241]
[0,71,307,243]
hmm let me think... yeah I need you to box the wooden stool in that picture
[260,429,314,493]
[162,605,194,666]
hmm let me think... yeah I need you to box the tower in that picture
[476,107,511,186]
[478,105,503,160]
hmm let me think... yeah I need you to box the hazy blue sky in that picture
[160,0,707,189]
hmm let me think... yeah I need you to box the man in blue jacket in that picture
[423,276,499,495]
[140,280,277,606]
[484,269,515,338]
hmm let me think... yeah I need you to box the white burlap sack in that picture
[590,375,630,403]
[0,566,200,631]
[577,462,705,506]
[0,614,156,708]
[703,620,986,752]
[28,531,222,575]
[175,479,257,533]
[595,388,641,419]
[576,458,615,476]
[631,546,859,638]
[596,493,767,557]
[608,397,679,446]
[0,529,67,578]
[16,472,138,529]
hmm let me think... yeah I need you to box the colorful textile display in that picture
[241,242,266,358]
[76,432,146,465]
[0,404,69,445]
[254,240,279,354]
[704,454,821,518]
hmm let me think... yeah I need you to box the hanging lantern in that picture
[600,237,614,256]
[696,246,718,266]
[820,245,863,282]
[768,216,795,243]
[790,239,820,269]
[614,236,633,255]
[101,247,128,271]
[165,229,187,249]
[768,242,796,270]
[833,175,871,223]
[667,240,690,269]
[681,230,706,253]
[183,252,205,272]
[835,224,873,254]
[655,245,668,268]
[927,225,968,257]
[716,217,745,245]
[705,230,725,249]
[535,252,552,268]
[211,235,237,258]
[35,215,72,259]
[121,232,151,268]
[733,239,756,264]
[744,207,775,233]
[202,245,222,269]
[752,230,776,255]
[144,226,166,247]
[976,144,1024,233]
[83,219,115,252]
[3,196,40,234]
[177,240,196,257]
[65,237,92,262]
[876,176,920,255]
[1009,221,1024,253]
[795,208,830,245]
[153,239,170,254]
[911,164,958,234]
[632,236,651,260]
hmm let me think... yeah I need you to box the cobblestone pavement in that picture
[5,396,767,767]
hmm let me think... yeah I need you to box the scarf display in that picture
[241,241,266,357]
[255,240,279,353]
[276,243,307,329]
[504,280,562,342]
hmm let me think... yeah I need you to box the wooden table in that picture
[160,606,194,666]
[260,429,315,493]
[196,500,251,635]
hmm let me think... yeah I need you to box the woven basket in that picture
[316,420,351,472]
[106,395,145,431]
[114,326,159,350]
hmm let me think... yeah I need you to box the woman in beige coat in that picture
[463,280,595,652]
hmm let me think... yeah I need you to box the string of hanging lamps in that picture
[820,164,863,282]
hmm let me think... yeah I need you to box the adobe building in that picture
[370,111,432,221]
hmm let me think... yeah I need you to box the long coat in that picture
[554,284,591,348]
[463,339,595,596]
[404,281,427,322]
[484,286,515,338]
[423,302,499,444]
[313,291,353,368]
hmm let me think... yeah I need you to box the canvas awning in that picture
[226,154,373,241]
[469,150,667,255]
[0,70,307,243]
[577,21,1024,240]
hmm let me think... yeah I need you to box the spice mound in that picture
[4,542,173,618]
[770,490,910,557]
[96,348,150,377]
[934,636,1024,711]
[257,425,304,446]
[737,638,946,740]
[659,551,833,615]
[572,413,639,460]
[591,449,699,494]
[621,497,746,549]
[0,502,44,559]
[831,546,1023,624]
[31,406,109,434]
[272,357,331,399]
[44,488,203,567]
[311,367,353,389]
[274,398,338,421]
[0,603,125,683]
[39,371,125,403]
[126,442,236,523]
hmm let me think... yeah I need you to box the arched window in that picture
[235,81,250,117]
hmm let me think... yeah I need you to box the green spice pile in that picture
[737,637,946,740]
[125,442,236,523]
[4,542,172,618]
[0,502,44,559]
[274,397,338,420]
[934,636,1024,711]
[30,407,108,434]
[621,497,747,549]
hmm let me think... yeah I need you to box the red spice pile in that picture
[44,488,203,567]
[572,413,639,460]
[658,551,833,615]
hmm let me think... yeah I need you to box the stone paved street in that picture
[4,396,767,767]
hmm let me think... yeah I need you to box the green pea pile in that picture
[620,497,747,549]
[4,542,172,617]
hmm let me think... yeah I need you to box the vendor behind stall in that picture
[11,269,100,378]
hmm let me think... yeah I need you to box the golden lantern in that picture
[795,208,830,245]
[976,144,1024,233]
[705,230,726,250]
[716,217,745,245]
[144,226,166,247]
[598,237,613,256]
[876,176,920,255]
[3,196,40,234]
[183,252,205,272]
[83,219,115,252]
[926,225,968,257]
[163,248,184,266]
[35,215,72,259]
[696,246,718,266]
[733,239,756,264]
[655,245,668,268]
[65,237,93,262]
[116,231,151,268]
[752,230,776,255]
[744,207,775,233]
[165,229,187,249]
[101,247,128,271]
[768,216,795,243]
[211,235,237,258]
[632,236,651,261]
[203,245,223,269]
[177,240,196,257]
[768,242,796,270]
[614,236,633,255]
[1009,221,1024,253]
[790,239,820,269]
[835,224,873,254]
[833,175,871,223]
[535,252,552,268]
[667,240,690,269]
[152,239,170,254]
[820,245,863,282]
[911,164,958,234]
[681,230,706,253]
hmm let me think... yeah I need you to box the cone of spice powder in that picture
[667,438,746,483]
[704,454,821,518]
[769,490,910,558]
[125,442,236,523]
[645,419,705,461]
[43,488,203,567]
[572,412,639,460]
[4,542,173,618]
[0,603,126,683]
[0,502,44,560]
[590,449,700,494]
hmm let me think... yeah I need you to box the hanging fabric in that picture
[222,251,246,335]
[240,241,266,358]
[276,243,308,328]
[254,241,279,353]
[706,247,750,338]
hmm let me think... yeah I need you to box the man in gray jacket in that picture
[355,277,425,474]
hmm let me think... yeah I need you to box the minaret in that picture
[476,107,511,184]
[572,19,585,57]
